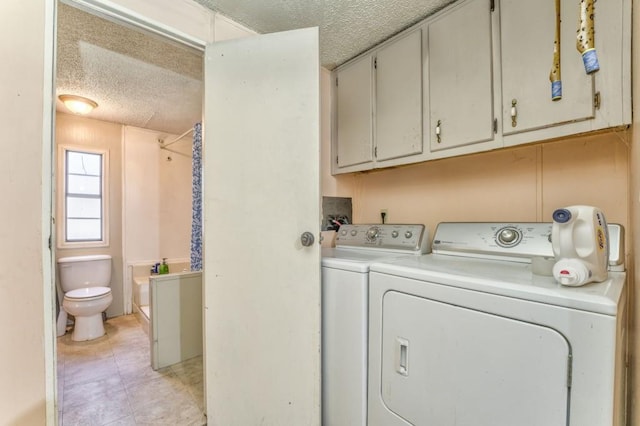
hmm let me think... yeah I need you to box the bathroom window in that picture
[59,146,109,247]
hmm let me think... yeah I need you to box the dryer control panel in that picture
[432,222,553,260]
[432,222,624,268]
[336,224,430,254]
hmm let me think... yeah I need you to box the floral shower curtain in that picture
[190,122,202,271]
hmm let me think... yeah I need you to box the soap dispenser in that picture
[160,258,169,274]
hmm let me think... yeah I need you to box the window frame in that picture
[57,145,109,248]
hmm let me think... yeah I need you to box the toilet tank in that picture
[58,255,112,292]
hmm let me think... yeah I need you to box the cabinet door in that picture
[375,30,423,161]
[501,0,594,135]
[336,55,373,168]
[428,0,494,152]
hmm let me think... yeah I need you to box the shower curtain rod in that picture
[161,127,194,149]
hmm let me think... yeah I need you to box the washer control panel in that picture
[336,224,429,253]
[432,222,554,259]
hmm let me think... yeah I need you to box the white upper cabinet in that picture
[331,0,630,175]
[335,54,373,169]
[333,30,422,173]
[428,0,494,152]
[375,30,423,161]
[500,0,594,136]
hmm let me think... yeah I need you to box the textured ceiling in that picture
[56,0,458,135]
[195,0,458,69]
[56,3,203,136]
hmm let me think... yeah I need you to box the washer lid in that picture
[370,255,625,315]
[65,286,111,299]
[322,247,398,271]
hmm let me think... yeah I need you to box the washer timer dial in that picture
[495,226,522,248]
[366,226,380,242]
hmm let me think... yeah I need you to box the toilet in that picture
[57,255,113,341]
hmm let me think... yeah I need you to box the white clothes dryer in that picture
[322,224,429,426]
[368,222,627,426]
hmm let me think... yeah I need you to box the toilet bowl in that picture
[57,255,113,341]
[63,287,113,341]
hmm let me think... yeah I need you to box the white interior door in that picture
[203,28,321,425]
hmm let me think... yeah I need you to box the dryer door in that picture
[380,291,570,426]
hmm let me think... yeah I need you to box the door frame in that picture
[46,1,212,423]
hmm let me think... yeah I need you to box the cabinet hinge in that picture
[567,354,573,388]
[594,91,601,110]
[490,0,495,12]
[374,146,377,157]
[335,77,338,87]
[374,58,377,69]
[493,118,498,133]
[336,156,339,164]
[48,235,52,250]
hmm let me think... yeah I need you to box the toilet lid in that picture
[65,286,111,300]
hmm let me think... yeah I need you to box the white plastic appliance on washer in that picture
[368,222,627,426]
[322,224,430,426]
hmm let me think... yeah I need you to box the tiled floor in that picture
[57,314,205,425]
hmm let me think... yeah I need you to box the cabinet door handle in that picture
[511,99,518,127]
[436,119,442,143]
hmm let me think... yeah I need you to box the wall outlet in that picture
[380,209,388,224]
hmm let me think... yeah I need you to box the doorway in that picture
[49,1,323,424]
[54,1,205,423]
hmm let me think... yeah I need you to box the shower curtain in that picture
[190,122,202,271]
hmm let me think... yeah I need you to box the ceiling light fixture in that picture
[58,94,98,115]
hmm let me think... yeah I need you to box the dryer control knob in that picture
[404,231,413,239]
[496,227,522,247]
[391,231,399,238]
[366,226,380,242]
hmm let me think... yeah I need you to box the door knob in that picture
[300,232,315,247]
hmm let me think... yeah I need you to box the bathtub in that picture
[134,276,150,313]
[131,276,150,335]
[128,259,191,331]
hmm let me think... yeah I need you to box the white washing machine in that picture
[322,224,430,426]
[368,222,627,426]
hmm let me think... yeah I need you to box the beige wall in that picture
[56,113,125,318]
[124,125,192,262]
[123,127,161,264]
[342,132,629,238]
[159,133,192,260]
[0,1,51,424]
